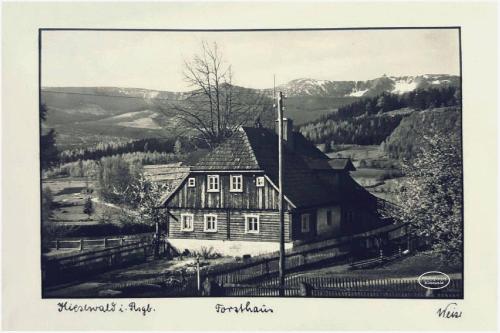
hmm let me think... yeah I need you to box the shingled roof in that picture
[187,126,365,209]
[329,158,356,171]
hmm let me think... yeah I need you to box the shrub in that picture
[97,207,114,224]
[192,246,222,259]
[83,197,94,218]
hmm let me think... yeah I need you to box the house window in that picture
[230,174,243,192]
[256,176,265,187]
[245,215,260,234]
[326,210,332,226]
[207,175,219,192]
[301,214,310,232]
[204,214,218,232]
[180,213,194,232]
[187,177,196,187]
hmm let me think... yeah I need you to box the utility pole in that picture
[277,91,286,296]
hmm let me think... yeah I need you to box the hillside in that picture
[298,85,461,147]
[271,74,459,98]
[383,107,461,160]
[41,74,459,149]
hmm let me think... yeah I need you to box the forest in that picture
[382,107,461,160]
[299,86,461,148]
[58,137,202,164]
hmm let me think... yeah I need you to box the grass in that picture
[43,177,121,224]
[292,251,462,280]
[327,144,386,161]
[43,256,234,297]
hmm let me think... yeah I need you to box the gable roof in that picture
[329,158,356,171]
[190,129,260,171]
[176,126,368,209]
[161,127,374,209]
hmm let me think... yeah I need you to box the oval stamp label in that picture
[418,271,451,290]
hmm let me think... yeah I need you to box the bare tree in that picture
[164,41,273,147]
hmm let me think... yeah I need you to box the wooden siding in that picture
[290,210,317,241]
[166,173,292,211]
[168,208,292,243]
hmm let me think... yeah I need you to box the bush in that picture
[83,197,94,218]
[191,246,222,259]
[97,207,114,224]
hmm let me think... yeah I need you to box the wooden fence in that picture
[102,274,462,299]
[196,223,409,286]
[217,276,463,298]
[42,239,152,287]
[48,233,154,251]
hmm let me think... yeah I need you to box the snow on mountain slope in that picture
[349,89,369,97]
[391,79,418,94]
[275,74,459,98]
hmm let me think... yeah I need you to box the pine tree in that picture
[174,139,183,155]
[83,197,94,219]
[40,104,59,170]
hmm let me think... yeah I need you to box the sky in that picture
[42,29,460,92]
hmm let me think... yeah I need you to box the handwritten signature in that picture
[437,302,462,319]
[57,301,155,316]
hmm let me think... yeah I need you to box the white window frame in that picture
[180,213,194,232]
[203,214,218,232]
[301,214,310,233]
[256,176,265,187]
[207,175,220,192]
[230,174,243,192]
[187,177,196,187]
[244,214,260,234]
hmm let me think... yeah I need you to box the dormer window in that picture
[256,176,265,187]
[230,174,243,192]
[187,177,196,187]
[207,175,219,192]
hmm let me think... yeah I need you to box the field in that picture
[327,144,403,203]
[43,177,120,224]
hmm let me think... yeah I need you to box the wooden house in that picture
[159,119,388,256]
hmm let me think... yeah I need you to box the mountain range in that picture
[272,74,460,97]
[41,74,459,149]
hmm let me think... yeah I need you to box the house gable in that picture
[164,172,294,211]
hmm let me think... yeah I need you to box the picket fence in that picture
[108,274,462,298]
[220,277,463,298]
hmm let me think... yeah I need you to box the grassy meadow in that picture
[43,177,120,224]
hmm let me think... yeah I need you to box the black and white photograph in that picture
[39,28,463,299]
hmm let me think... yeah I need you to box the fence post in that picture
[299,282,313,296]
[121,238,125,246]
[80,239,84,251]
[196,256,201,292]
[104,238,108,248]
[55,239,59,250]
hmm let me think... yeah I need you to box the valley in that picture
[42,74,460,149]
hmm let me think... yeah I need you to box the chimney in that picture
[276,118,295,150]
